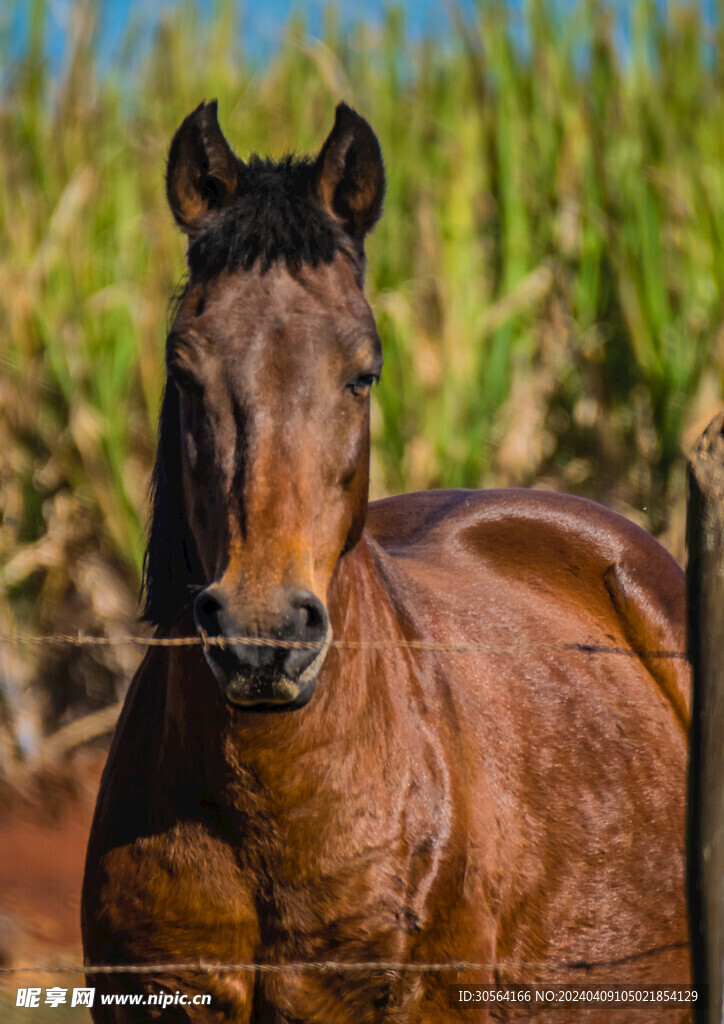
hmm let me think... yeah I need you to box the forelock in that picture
[186,154,358,279]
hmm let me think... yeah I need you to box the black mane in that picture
[186,154,353,280]
[142,379,204,628]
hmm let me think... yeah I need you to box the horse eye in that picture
[168,363,202,394]
[346,373,379,398]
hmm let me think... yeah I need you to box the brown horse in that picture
[82,102,691,1022]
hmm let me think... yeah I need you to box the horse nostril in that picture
[193,589,223,634]
[287,590,328,640]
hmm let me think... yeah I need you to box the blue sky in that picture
[8,0,719,72]
[13,0,476,69]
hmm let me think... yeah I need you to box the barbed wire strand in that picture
[0,941,690,977]
[0,631,688,660]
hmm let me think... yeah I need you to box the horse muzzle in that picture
[192,586,332,710]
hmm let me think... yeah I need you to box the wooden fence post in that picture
[687,407,724,1024]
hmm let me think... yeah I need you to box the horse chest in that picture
[243,755,460,1021]
[256,727,455,925]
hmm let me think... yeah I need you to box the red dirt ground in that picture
[0,751,105,989]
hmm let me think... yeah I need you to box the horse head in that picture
[143,101,385,710]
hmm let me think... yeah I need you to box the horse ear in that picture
[166,100,240,235]
[314,103,385,241]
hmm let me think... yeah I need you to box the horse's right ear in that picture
[166,101,240,236]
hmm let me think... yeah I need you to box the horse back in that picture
[367,487,688,726]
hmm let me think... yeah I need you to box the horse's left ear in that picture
[314,103,385,241]
[166,100,240,236]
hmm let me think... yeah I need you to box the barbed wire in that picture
[0,960,567,977]
[0,941,690,976]
[0,631,688,660]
